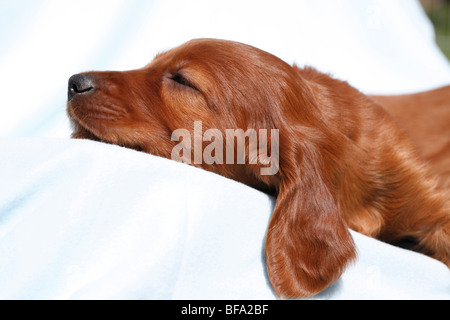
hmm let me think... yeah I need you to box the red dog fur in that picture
[67,39,450,298]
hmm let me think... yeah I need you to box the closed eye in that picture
[170,72,200,92]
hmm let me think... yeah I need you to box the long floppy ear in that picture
[265,137,356,298]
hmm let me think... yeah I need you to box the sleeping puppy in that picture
[67,38,450,298]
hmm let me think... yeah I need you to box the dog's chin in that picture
[69,117,102,142]
[69,117,144,152]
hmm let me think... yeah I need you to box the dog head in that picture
[67,38,356,298]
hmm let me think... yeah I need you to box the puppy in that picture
[67,39,450,298]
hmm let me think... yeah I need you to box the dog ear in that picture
[265,136,356,298]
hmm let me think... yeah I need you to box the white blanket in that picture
[0,139,448,300]
[0,0,449,300]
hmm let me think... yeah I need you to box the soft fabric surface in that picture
[0,0,449,299]
[0,139,448,300]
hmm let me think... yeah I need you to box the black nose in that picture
[68,73,95,101]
